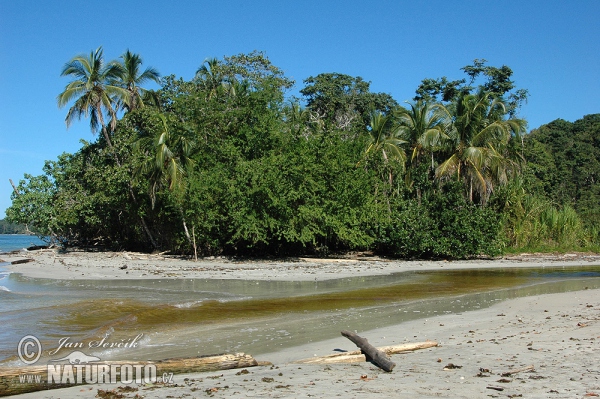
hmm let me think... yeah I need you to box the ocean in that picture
[0,234,46,254]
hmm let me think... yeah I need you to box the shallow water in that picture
[0,265,599,365]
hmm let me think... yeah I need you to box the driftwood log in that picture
[501,364,534,377]
[8,258,34,265]
[340,330,396,372]
[0,352,257,397]
[295,341,438,365]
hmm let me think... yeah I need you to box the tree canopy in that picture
[6,51,598,257]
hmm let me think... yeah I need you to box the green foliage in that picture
[376,182,502,258]
[6,173,57,238]
[300,73,398,130]
[415,59,529,116]
[524,115,600,228]
[6,50,598,258]
[0,219,29,234]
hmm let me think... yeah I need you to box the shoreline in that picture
[1,250,599,397]
[7,287,599,398]
[2,249,600,281]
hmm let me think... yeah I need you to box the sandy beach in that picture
[3,249,600,281]
[1,250,599,398]
[6,287,599,398]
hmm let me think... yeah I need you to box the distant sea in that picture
[0,234,46,254]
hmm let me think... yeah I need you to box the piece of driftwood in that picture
[340,330,396,372]
[501,364,534,376]
[0,352,258,397]
[9,258,34,265]
[295,341,438,365]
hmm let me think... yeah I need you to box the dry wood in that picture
[151,352,258,374]
[501,364,534,376]
[9,258,34,265]
[340,330,396,372]
[294,341,438,365]
[0,353,258,397]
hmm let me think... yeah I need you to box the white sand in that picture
[3,249,600,281]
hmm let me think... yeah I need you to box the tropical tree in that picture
[396,101,452,200]
[361,110,407,188]
[114,49,161,111]
[134,112,196,247]
[58,47,160,249]
[57,46,127,155]
[436,91,527,203]
[194,57,226,99]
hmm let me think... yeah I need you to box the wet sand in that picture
[2,250,600,398]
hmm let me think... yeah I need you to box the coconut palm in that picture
[58,47,160,249]
[396,101,452,200]
[361,110,407,187]
[57,46,127,152]
[135,113,195,245]
[195,58,226,99]
[114,49,161,112]
[436,91,527,203]
[397,101,452,169]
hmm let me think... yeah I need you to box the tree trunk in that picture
[178,207,192,246]
[340,330,396,372]
[0,353,257,397]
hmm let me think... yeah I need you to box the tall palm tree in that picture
[135,113,195,245]
[57,46,127,153]
[436,91,527,203]
[58,47,159,249]
[397,101,452,169]
[195,58,226,99]
[361,110,407,186]
[114,49,161,111]
[397,101,452,200]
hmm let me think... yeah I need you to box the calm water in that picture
[0,234,46,254]
[1,261,599,367]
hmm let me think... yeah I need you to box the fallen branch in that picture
[295,341,438,365]
[340,330,396,372]
[501,365,535,377]
[9,258,34,265]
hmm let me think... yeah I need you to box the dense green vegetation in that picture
[6,50,599,257]
[0,219,29,234]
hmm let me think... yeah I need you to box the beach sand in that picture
[3,249,600,281]
[2,250,600,398]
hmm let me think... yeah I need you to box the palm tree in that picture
[195,58,225,99]
[361,110,407,187]
[397,101,452,200]
[114,49,161,111]
[135,113,195,246]
[397,101,452,169]
[57,46,127,153]
[58,47,159,249]
[436,91,527,203]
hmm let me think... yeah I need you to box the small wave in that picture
[217,296,252,303]
[0,286,10,292]
[173,300,204,308]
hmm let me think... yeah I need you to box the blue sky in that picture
[1,0,599,218]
